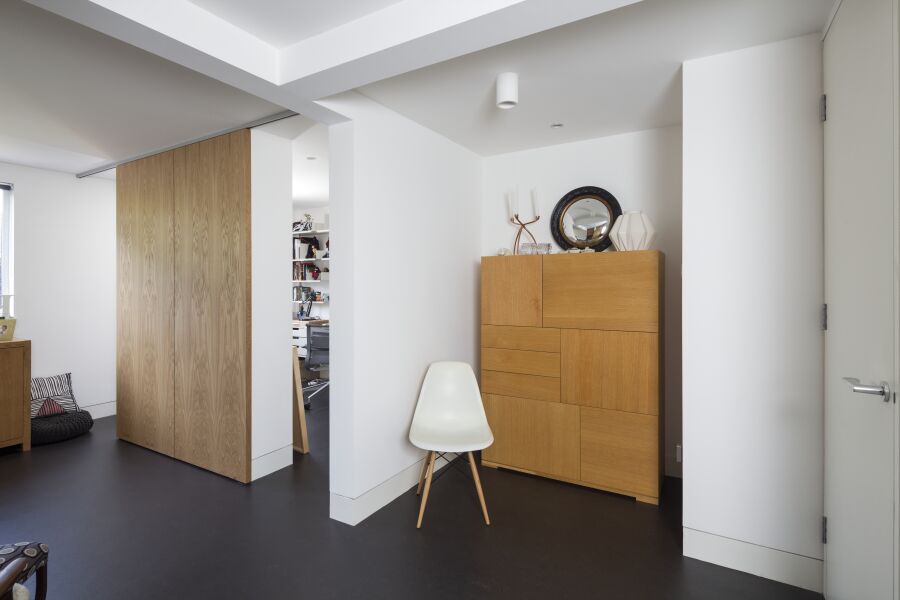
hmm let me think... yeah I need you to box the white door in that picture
[823,0,898,598]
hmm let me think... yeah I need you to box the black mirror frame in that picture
[550,186,623,251]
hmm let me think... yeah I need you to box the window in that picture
[0,182,13,316]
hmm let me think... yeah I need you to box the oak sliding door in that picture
[173,130,251,482]
[117,151,175,456]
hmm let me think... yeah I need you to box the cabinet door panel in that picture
[481,256,542,327]
[116,152,175,456]
[482,394,579,480]
[543,251,661,332]
[581,407,658,499]
[561,330,658,415]
[482,325,560,353]
[482,348,560,378]
[174,130,251,483]
[481,370,560,402]
[0,347,24,443]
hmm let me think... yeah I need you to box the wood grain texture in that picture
[561,329,658,414]
[481,325,560,352]
[0,343,25,445]
[481,370,560,402]
[481,394,579,480]
[580,407,658,499]
[542,251,662,332]
[481,347,560,378]
[116,152,175,456]
[481,256,543,327]
[173,130,251,483]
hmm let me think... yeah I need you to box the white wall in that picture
[682,35,824,592]
[0,161,116,418]
[321,91,482,525]
[482,126,683,476]
[250,129,294,480]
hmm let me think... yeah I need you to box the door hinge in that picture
[820,94,827,122]
[822,516,828,544]
[821,303,828,331]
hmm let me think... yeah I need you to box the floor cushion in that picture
[31,411,93,446]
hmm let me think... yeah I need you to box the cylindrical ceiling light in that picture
[496,72,518,109]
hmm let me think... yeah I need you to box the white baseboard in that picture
[251,444,293,481]
[683,527,823,593]
[83,401,116,420]
[330,453,458,526]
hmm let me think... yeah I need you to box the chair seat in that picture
[409,422,493,452]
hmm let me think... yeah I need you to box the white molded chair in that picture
[409,361,494,528]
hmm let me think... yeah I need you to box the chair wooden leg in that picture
[416,451,432,496]
[416,451,437,528]
[35,563,47,600]
[468,452,490,525]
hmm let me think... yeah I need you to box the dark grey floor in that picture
[0,397,822,600]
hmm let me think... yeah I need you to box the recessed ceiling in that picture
[0,0,284,175]
[358,0,833,156]
[188,0,404,49]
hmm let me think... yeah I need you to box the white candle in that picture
[530,188,538,218]
[513,186,520,217]
[506,192,513,221]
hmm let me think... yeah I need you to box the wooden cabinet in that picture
[480,251,663,504]
[117,131,252,482]
[0,339,30,451]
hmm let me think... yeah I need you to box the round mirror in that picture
[550,186,622,251]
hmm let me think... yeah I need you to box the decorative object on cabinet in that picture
[409,362,493,528]
[480,251,663,504]
[610,211,657,251]
[0,294,15,342]
[506,188,541,255]
[550,186,622,252]
[519,242,552,255]
[0,339,31,452]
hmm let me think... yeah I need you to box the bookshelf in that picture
[292,225,329,320]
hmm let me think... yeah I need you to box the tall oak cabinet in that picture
[480,251,663,504]
[117,130,252,482]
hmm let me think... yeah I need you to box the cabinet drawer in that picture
[481,370,560,402]
[482,325,560,353]
[580,407,658,498]
[482,394,579,480]
[482,348,559,378]
[561,330,658,414]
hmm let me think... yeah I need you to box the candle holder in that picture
[511,214,540,255]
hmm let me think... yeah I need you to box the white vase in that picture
[610,211,656,251]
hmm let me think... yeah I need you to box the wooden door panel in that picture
[174,130,251,483]
[481,325,560,353]
[116,152,175,456]
[481,256,542,327]
[0,347,24,443]
[561,330,658,414]
[481,370,560,402]
[542,251,661,331]
[581,407,658,498]
[482,348,560,378]
[482,394,579,480]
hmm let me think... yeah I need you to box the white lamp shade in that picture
[610,211,656,251]
[496,72,518,109]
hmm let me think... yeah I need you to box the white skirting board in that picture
[330,453,458,526]
[682,528,823,593]
[83,401,116,420]
[250,444,294,481]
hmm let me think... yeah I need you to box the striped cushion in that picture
[31,373,81,418]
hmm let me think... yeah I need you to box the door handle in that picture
[842,377,892,403]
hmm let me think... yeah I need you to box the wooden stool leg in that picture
[416,451,436,529]
[35,563,47,600]
[416,451,431,496]
[468,452,490,525]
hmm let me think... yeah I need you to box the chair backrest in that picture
[306,325,329,369]
[410,362,487,431]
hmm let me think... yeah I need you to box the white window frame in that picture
[0,183,14,315]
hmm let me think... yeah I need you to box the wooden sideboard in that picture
[0,339,31,452]
[480,251,663,504]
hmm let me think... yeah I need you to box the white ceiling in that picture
[359,0,834,156]
[188,0,404,49]
[0,0,283,175]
